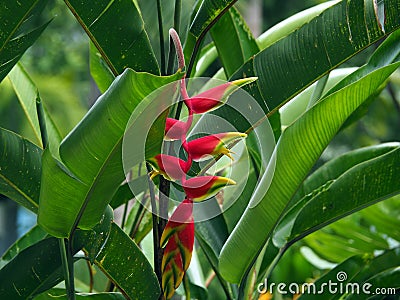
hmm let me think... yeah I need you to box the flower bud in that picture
[183,176,236,201]
[183,77,257,114]
[186,132,247,161]
[147,154,191,181]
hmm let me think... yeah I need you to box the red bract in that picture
[160,199,194,300]
[164,118,188,141]
[182,77,257,114]
[147,154,191,181]
[186,132,247,161]
[183,176,236,201]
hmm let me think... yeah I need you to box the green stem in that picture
[59,239,76,300]
[121,170,133,229]
[129,194,148,239]
[183,273,191,299]
[156,0,166,75]
[146,163,163,288]
[36,95,48,149]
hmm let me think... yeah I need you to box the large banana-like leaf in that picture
[0,128,42,213]
[0,0,49,82]
[93,223,160,300]
[8,63,62,154]
[64,0,159,75]
[34,290,126,300]
[0,210,157,300]
[273,143,400,248]
[184,0,238,72]
[194,1,338,78]
[298,248,400,299]
[360,198,400,241]
[219,62,400,283]
[38,69,182,238]
[231,0,400,112]
[210,7,259,78]
[0,226,47,269]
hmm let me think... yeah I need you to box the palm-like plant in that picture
[0,0,399,299]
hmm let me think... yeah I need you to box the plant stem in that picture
[157,177,170,239]
[59,238,76,300]
[387,82,400,129]
[156,0,166,75]
[146,163,163,286]
[86,260,94,293]
[36,95,48,148]
[121,170,133,229]
[167,0,182,74]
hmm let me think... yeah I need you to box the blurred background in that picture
[0,1,399,298]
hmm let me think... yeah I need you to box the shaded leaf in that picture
[64,0,159,75]
[298,248,400,299]
[0,0,49,82]
[34,290,126,300]
[231,0,400,113]
[38,69,182,237]
[8,63,62,154]
[0,128,42,213]
[274,143,400,249]
[94,223,160,300]
[210,7,259,77]
[0,225,47,269]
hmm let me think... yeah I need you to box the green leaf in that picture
[194,1,338,79]
[38,69,182,237]
[64,0,159,75]
[360,197,400,241]
[0,226,47,269]
[94,223,160,300]
[298,248,400,299]
[257,1,339,50]
[0,128,42,212]
[189,0,237,39]
[274,143,400,249]
[82,206,113,264]
[89,42,115,93]
[34,290,126,300]
[8,63,62,154]
[195,200,235,299]
[0,209,112,299]
[210,7,259,78]
[231,0,400,113]
[0,237,82,299]
[219,62,400,283]
[0,0,49,82]
[184,0,238,72]
[303,218,390,263]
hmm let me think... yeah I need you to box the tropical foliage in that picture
[0,0,399,299]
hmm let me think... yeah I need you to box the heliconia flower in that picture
[164,118,188,141]
[186,132,247,161]
[164,113,193,141]
[182,77,258,114]
[147,154,192,181]
[161,199,194,299]
[183,176,236,202]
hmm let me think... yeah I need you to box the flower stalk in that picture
[147,28,254,299]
